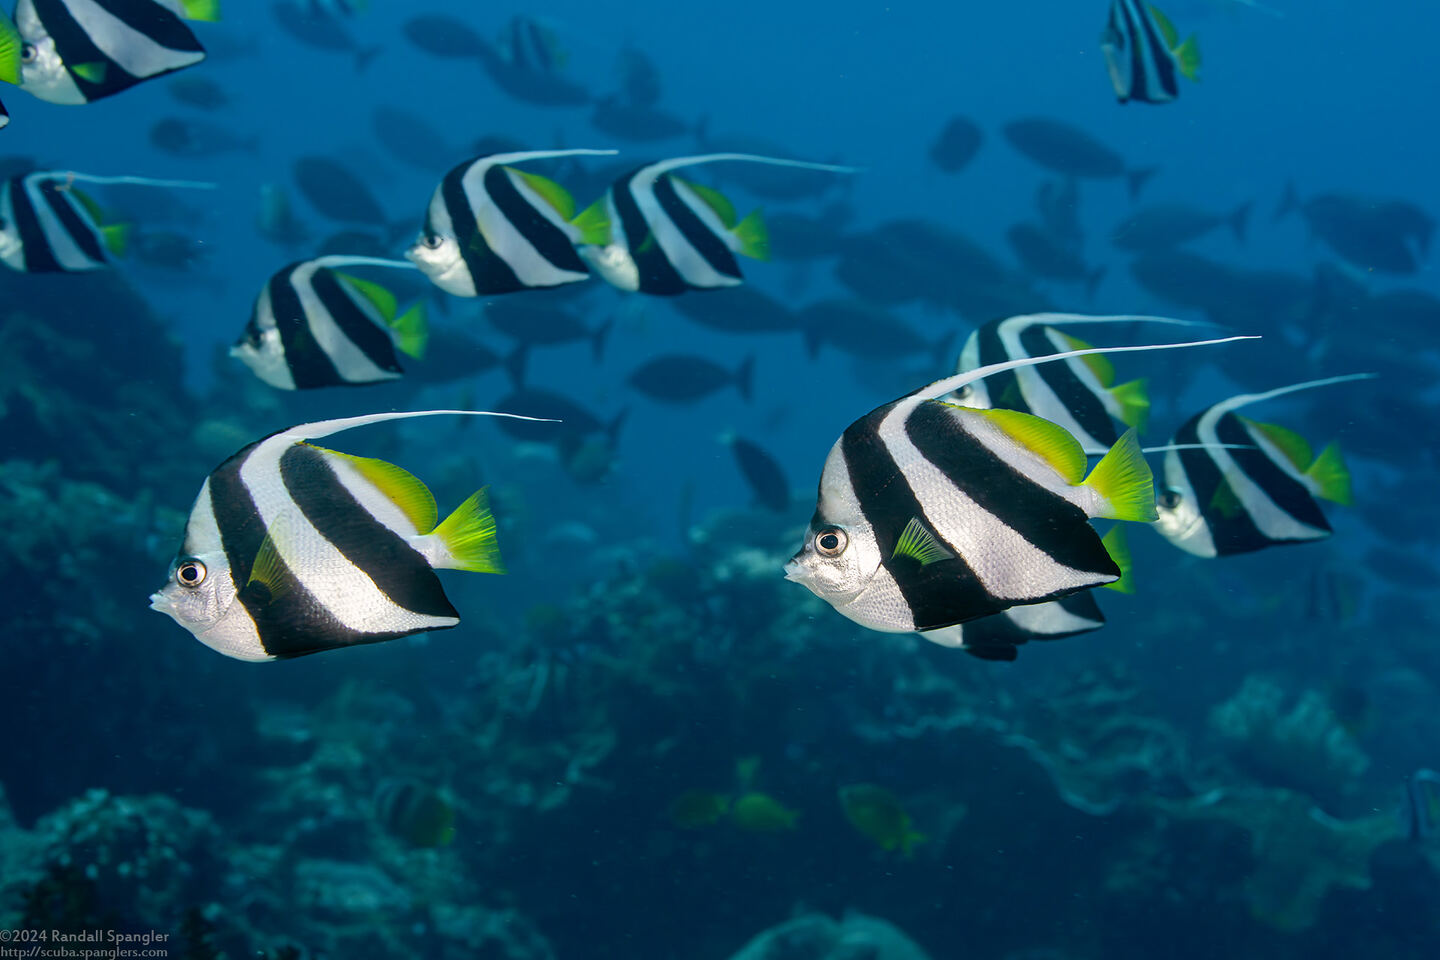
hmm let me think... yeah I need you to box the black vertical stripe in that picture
[268,263,345,388]
[974,319,1031,414]
[839,404,998,630]
[906,401,1120,580]
[1018,324,1121,446]
[95,0,207,53]
[311,266,405,379]
[1125,0,1179,103]
[652,175,743,287]
[1172,415,1275,556]
[443,164,522,294]
[481,164,588,287]
[612,168,687,295]
[8,178,63,273]
[278,445,460,620]
[40,180,106,265]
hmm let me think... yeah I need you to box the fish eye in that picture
[1158,488,1184,511]
[175,559,207,588]
[422,234,444,249]
[814,526,847,557]
[20,44,35,64]
[955,385,974,400]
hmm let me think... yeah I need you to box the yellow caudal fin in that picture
[1109,378,1150,432]
[432,488,504,574]
[1083,429,1157,522]
[101,223,131,257]
[1100,526,1134,594]
[572,197,611,245]
[0,11,22,86]
[179,0,222,22]
[733,208,769,260]
[1305,442,1352,506]
[509,168,576,220]
[388,301,429,360]
[1175,34,1201,82]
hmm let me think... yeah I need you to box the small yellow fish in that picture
[731,792,799,833]
[668,790,731,829]
[374,779,456,848]
[839,783,925,857]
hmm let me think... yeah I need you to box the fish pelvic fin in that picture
[1305,442,1352,506]
[1083,429,1157,522]
[432,488,504,574]
[1100,526,1135,594]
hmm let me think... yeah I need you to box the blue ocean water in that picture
[1,1,1438,957]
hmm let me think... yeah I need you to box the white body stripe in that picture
[174,479,270,661]
[465,160,586,287]
[633,175,740,289]
[1195,405,1328,544]
[1158,446,1217,557]
[299,266,396,383]
[63,0,204,78]
[876,404,1102,601]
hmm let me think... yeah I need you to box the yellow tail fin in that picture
[1083,430,1157,522]
[1305,442,1352,506]
[432,488,504,574]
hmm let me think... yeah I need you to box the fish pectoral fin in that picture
[892,517,953,567]
[309,445,438,533]
[69,61,109,84]
[1100,526,1135,594]
[1208,474,1245,519]
[432,488,504,574]
[247,518,294,604]
[1084,429,1158,522]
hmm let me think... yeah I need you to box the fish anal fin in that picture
[337,272,398,323]
[1100,526,1135,594]
[893,516,953,567]
[310,445,438,533]
[431,488,504,573]
[1305,442,1352,506]
[968,406,1087,484]
[1083,429,1158,522]
[508,167,576,221]
[1245,418,1313,471]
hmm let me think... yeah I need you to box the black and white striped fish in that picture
[948,314,1195,454]
[0,170,211,272]
[573,153,855,296]
[407,148,616,297]
[15,0,218,106]
[150,409,552,662]
[232,256,429,390]
[785,336,1252,634]
[1100,0,1199,105]
[1154,374,1372,558]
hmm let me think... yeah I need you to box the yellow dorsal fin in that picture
[676,177,737,228]
[969,406,1087,484]
[1305,442,1352,506]
[893,517,953,566]
[1052,330,1117,387]
[431,488,504,573]
[1148,4,1180,48]
[1109,378,1150,431]
[247,516,293,603]
[572,197,610,245]
[1100,526,1134,594]
[1244,418,1313,471]
[308,445,438,533]
[508,168,576,220]
[68,187,105,224]
[337,272,397,323]
[0,11,23,86]
[1083,429,1158,522]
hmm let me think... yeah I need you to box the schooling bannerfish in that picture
[15,0,217,105]
[232,255,428,390]
[1154,375,1372,558]
[407,148,616,297]
[151,410,553,661]
[785,337,1252,633]
[1101,0,1199,105]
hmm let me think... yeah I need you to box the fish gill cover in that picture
[0,1,1438,958]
